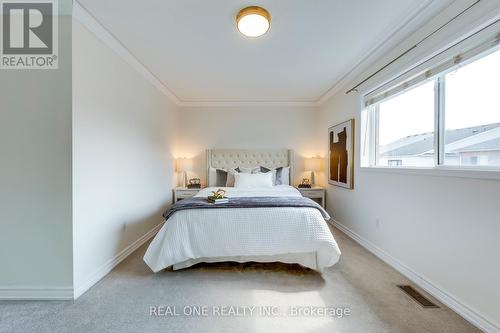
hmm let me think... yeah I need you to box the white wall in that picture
[72,21,180,297]
[178,106,321,186]
[317,1,500,331]
[0,9,73,297]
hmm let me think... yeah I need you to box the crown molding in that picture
[73,1,183,106]
[316,0,442,105]
[180,100,320,108]
[73,1,318,108]
[73,0,450,108]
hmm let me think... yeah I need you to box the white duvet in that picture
[143,186,341,272]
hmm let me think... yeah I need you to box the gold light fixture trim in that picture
[236,6,271,37]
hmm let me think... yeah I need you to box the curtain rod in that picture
[345,0,481,94]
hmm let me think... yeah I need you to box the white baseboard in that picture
[0,286,73,300]
[0,223,163,301]
[330,219,499,333]
[73,222,164,299]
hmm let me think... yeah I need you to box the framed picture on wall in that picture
[328,119,354,189]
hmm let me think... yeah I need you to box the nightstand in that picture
[295,186,326,208]
[173,187,203,203]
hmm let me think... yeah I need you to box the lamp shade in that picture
[305,157,321,172]
[176,158,193,172]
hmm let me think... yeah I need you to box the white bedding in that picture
[143,185,341,272]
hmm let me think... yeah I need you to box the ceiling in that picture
[77,0,447,105]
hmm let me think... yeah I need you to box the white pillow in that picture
[260,166,290,185]
[234,172,273,188]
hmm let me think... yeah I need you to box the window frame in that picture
[370,79,437,168]
[361,44,500,180]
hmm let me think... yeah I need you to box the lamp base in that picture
[182,171,188,188]
[310,171,316,186]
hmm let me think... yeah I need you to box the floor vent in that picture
[397,285,439,308]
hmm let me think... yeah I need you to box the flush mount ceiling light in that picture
[236,6,271,37]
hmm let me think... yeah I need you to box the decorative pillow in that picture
[225,169,238,187]
[234,172,273,188]
[208,167,240,187]
[208,167,217,187]
[215,169,228,187]
[259,166,290,185]
[275,166,290,185]
[260,166,271,173]
[208,167,227,187]
[236,166,261,174]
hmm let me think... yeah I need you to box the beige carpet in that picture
[0,226,480,333]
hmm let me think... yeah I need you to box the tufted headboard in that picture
[206,149,294,186]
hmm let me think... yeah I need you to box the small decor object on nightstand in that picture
[208,189,228,204]
[298,178,311,188]
[187,178,201,189]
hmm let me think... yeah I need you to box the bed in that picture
[143,149,341,272]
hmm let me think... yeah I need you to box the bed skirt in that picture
[172,252,319,271]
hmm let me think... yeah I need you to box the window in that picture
[444,51,500,167]
[362,34,500,170]
[388,160,402,167]
[468,156,479,166]
[376,81,435,167]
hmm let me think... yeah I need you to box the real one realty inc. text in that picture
[149,305,352,318]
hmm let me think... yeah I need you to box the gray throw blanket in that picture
[163,196,330,220]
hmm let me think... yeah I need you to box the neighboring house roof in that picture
[380,123,500,157]
[457,137,500,152]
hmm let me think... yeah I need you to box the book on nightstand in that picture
[207,197,229,204]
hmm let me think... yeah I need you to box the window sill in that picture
[359,166,500,181]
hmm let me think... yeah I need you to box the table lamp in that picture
[176,158,193,187]
[305,157,321,186]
